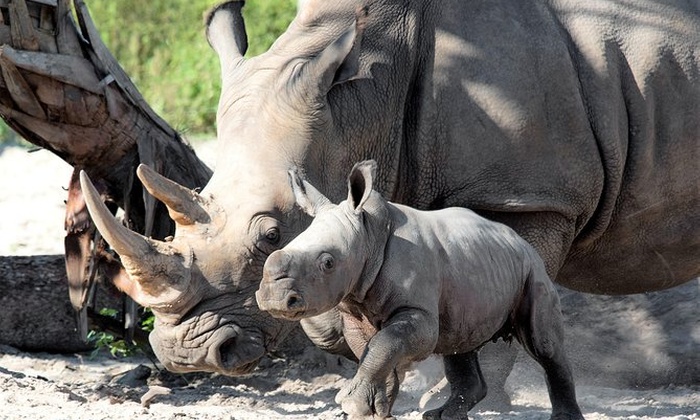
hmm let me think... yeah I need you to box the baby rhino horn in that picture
[136,164,210,226]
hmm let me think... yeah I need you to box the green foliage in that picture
[86,0,296,136]
[0,124,30,146]
[87,307,156,358]
[87,308,137,358]
[87,330,133,358]
[140,308,155,332]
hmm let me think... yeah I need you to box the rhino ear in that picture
[310,10,367,94]
[205,1,248,72]
[288,169,332,217]
[347,160,377,213]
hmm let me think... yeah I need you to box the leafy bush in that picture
[87,308,156,358]
[87,0,296,136]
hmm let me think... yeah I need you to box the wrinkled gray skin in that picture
[80,0,699,395]
[257,160,584,419]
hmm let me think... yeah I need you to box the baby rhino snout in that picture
[256,251,307,319]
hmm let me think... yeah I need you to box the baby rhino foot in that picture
[422,394,471,420]
[550,411,585,420]
[423,352,487,420]
[335,373,398,419]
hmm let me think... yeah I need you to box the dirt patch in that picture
[0,344,698,419]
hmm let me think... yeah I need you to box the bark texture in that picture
[0,0,213,337]
[0,255,123,353]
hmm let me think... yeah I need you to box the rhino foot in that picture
[335,370,399,418]
[550,413,586,420]
[422,388,477,420]
[422,352,487,420]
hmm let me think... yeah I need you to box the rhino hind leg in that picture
[514,265,584,420]
[422,351,486,420]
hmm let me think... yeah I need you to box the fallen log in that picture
[0,255,123,353]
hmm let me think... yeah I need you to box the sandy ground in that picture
[0,141,698,420]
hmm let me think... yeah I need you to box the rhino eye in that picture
[265,227,280,244]
[320,253,335,272]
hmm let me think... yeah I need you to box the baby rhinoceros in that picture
[256,160,584,420]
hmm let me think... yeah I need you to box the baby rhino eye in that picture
[319,253,335,272]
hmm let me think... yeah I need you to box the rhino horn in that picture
[80,171,193,310]
[205,1,248,72]
[79,170,153,258]
[136,164,209,226]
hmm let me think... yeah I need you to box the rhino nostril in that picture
[219,336,237,367]
[287,294,304,310]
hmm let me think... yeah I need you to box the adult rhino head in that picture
[80,163,292,374]
[80,0,388,374]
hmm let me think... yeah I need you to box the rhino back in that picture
[417,0,698,292]
[380,204,532,353]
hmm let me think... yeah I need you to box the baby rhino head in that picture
[256,161,378,321]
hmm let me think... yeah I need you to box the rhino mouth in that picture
[265,307,307,321]
[217,335,264,375]
[151,319,268,376]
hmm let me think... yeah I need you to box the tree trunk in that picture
[0,0,213,349]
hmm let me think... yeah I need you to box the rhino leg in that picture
[472,340,516,411]
[422,351,486,420]
[514,266,584,420]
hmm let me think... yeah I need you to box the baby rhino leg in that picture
[422,351,486,420]
[514,263,584,420]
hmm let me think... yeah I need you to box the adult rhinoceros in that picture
[81,0,699,410]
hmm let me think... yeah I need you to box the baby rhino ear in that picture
[347,160,377,213]
[288,169,332,217]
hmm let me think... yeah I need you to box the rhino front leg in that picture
[423,351,486,420]
[336,308,438,418]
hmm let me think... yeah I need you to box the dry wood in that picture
[72,0,178,140]
[1,45,102,93]
[8,0,39,51]
[55,0,82,56]
[0,0,213,351]
[0,52,46,118]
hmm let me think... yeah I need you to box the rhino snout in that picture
[256,282,308,320]
[150,321,266,376]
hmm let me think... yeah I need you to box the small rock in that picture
[114,364,152,387]
[56,385,88,403]
[140,385,171,408]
